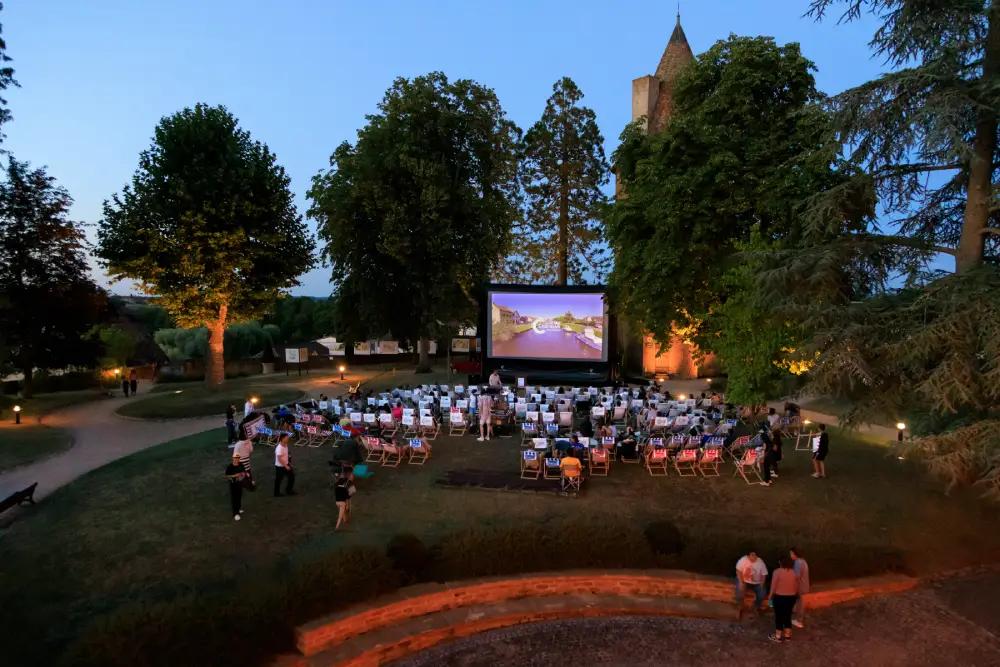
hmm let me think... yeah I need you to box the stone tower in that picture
[616,13,694,196]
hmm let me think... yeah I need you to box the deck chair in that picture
[733,448,762,484]
[408,438,429,465]
[381,440,404,467]
[645,447,669,476]
[796,428,819,451]
[257,426,275,447]
[449,410,468,436]
[545,422,561,439]
[379,412,398,439]
[649,416,669,437]
[350,411,364,430]
[305,424,322,447]
[557,411,574,435]
[401,415,418,439]
[292,422,307,445]
[729,435,751,459]
[610,405,628,428]
[543,457,562,480]
[363,436,383,464]
[588,447,609,476]
[674,448,699,476]
[698,447,722,476]
[520,450,541,479]
[419,415,440,440]
[521,421,539,446]
[562,465,583,492]
[601,435,617,462]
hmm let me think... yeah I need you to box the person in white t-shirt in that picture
[489,369,502,387]
[273,434,296,496]
[244,398,255,417]
[735,550,769,611]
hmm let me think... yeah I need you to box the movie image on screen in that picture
[489,291,607,361]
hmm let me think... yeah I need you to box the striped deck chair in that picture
[407,438,429,465]
[331,425,350,445]
[305,424,321,447]
[645,447,669,476]
[545,422,561,439]
[698,447,722,476]
[419,415,440,440]
[543,457,561,480]
[257,425,276,447]
[449,409,468,436]
[363,436,383,464]
[381,440,404,467]
[292,422,307,445]
[706,435,727,460]
[733,448,762,484]
[601,435,617,462]
[520,449,541,479]
[674,448,699,476]
[588,447,609,476]
[379,412,398,439]
[729,435,751,459]
[520,420,539,446]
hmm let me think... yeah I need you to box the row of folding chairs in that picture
[362,436,430,467]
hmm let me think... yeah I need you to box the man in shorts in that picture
[812,423,829,478]
[477,392,493,441]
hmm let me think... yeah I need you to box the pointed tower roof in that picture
[654,12,694,82]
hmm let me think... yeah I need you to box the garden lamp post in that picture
[339,365,346,381]
[13,405,20,425]
[897,422,906,442]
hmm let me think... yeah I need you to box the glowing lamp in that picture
[896,422,906,431]
[13,404,20,424]
[114,369,120,375]
[174,390,183,394]
[250,397,259,405]
[802,419,811,425]
[339,365,346,380]
[896,422,906,443]
[678,394,686,401]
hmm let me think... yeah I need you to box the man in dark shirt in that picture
[812,424,830,479]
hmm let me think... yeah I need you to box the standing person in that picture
[759,425,780,487]
[224,456,251,521]
[225,403,238,446]
[233,436,254,485]
[768,556,800,642]
[121,372,129,397]
[767,407,781,431]
[334,473,352,530]
[129,368,138,396]
[734,550,768,614]
[274,434,296,496]
[790,547,810,628]
[812,423,829,479]
[244,396,255,418]
[476,391,493,442]
[489,368,502,388]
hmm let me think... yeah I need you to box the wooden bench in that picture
[0,482,38,515]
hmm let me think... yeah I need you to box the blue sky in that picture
[4,0,886,296]
[492,291,605,319]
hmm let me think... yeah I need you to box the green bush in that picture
[26,371,99,393]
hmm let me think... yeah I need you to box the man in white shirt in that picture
[489,369,502,387]
[273,434,296,496]
[735,550,768,611]
[233,438,253,477]
[244,398,255,417]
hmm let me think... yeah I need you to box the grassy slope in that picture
[116,387,305,419]
[1,424,998,665]
[0,390,109,471]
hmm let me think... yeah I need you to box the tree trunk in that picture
[21,364,33,398]
[416,338,432,374]
[558,137,570,286]
[958,4,1000,272]
[205,306,227,392]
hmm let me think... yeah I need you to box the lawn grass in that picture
[801,396,899,429]
[1,423,998,666]
[115,387,305,419]
[0,390,108,470]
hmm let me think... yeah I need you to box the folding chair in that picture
[796,428,819,451]
[521,421,539,446]
[363,436,383,464]
[408,438,429,465]
[610,405,628,428]
[520,449,541,479]
[557,411,574,436]
[729,435,751,459]
[645,447,669,476]
[381,440,404,467]
[350,411,364,430]
[419,415,440,440]
[562,465,583,492]
[733,448,762,484]
[379,412,398,439]
[588,447,609,476]
[449,410,468,436]
[401,415,418,439]
[305,425,322,447]
[674,448,699,476]
[257,426,275,447]
[317,428,333,446]
[545,422,561,439]
[292,422,306,445]
[601,435,617,462]
[649,416,669,437]
[543,457,562,480]
[698,447,722,476]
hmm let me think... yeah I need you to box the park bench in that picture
[0,482,38,515]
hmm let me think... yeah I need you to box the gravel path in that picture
[394,576,1000,667]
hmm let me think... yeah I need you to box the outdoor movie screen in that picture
[487,290,608,362]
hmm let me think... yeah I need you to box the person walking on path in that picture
[121,373,129,397]
[768,556,800,642]
[274,434,296,496]
[812,423,830,479]
[791,547,810,628]
[734,550,768,614]
[225,403,238,446]
[233,436,253,480]
[129,369,138,397]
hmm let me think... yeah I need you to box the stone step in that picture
[286,593,736,667]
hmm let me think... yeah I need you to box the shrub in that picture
[644,520,685,556]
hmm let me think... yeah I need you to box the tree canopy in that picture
[261,296,336,343]
[606,35,848,401]
[504,77,610,285]
[96,104,315,390]
[0,158,107,394]
[0,2,18,146]
[308,72,521,371]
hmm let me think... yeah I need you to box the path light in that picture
[174,390,183,394]
[896,422,906,442]
[114,369,120,375]
[13,405,20,425]
[250,397,259,405]
[678,394,686,401]
[339,365,346,380]
[803,419,811,426]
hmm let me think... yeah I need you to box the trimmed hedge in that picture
[61,520,910,667]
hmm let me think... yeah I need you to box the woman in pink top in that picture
[768,556,800,642]
[391,401,403,421]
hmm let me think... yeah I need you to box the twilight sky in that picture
[3,0,885,296]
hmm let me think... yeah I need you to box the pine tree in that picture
[515,77,610,285]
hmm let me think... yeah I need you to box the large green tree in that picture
[261,296,336,343]
[505,77,610,285]
[96,104,315,390]
[0,159,107,395]
[778,1,1000,498]
[607,36,851,401]
[308,72,521,372]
